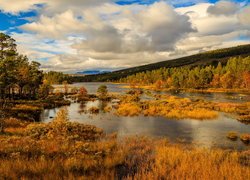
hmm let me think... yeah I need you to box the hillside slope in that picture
[74,44,250,82]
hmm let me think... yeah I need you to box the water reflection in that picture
[44,83,250,149]
[53,82,250,103]
[41,100,249,150]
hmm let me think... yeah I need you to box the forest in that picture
[0,33,43,100]
[0,33,74,102]
[78,44,250,82]
[43,71,72,85]
[119,57,250,90]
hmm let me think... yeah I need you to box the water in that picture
[42,83,250,150]
[54,82,250,102]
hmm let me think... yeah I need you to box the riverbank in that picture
[121,84,250,94]
[0,95,71,121]
[0,111,249,179]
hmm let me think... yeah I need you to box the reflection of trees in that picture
[99,100,108,112]
[78,102,86,114]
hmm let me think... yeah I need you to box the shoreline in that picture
[119,84,250,94]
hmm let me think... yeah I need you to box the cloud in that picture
[0,0,40,14]
[238,6,250,26]
[21,10,86,38]
[41,51,170,72]
[175,2,250,55]
[11,32,76,64]
[207,1,239,16]
[80,2,194,53]
[0,0,110,14]
[1,0,250,72]
[22,2,195,53]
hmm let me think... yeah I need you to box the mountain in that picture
[73,44,250,82]
[76,70,111,75]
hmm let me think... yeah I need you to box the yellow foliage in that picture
[116,103,141,116]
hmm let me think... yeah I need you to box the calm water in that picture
[42,83,250,150]
[54,82,250,103]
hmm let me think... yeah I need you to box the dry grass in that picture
[0,109,249,179]
[114,94,250,120]
[116,95,218,120]
[116,102,142,116]
[240,134,250,144]
[88,107,100,114]
[227,131,238,141]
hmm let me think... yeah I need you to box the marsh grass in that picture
[0,125,249,179]
[116,95,219,119]
[0,107,249,179]
[115,94,249,120]
[227,131,238,141]
[240,134,250,144]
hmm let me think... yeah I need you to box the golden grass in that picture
[88,107,100,114]
[238,115,250,123]
[240,134,250,144]
[116,102,142,116]
[114,94,250,120]
[116,95,219,120]
[0,111,249,179]
[11,104,42,111]
[227,131,238,140]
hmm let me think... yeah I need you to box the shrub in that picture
[25,108,103,140]
[97,85,108,99]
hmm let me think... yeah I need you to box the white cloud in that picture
[21,10,86,39]
[0,0,110,14]
[0,0,40,14]
[1,0,249,72]
[174,2,250,56]
[207,1,239,16]
[238,6,250,26]
[11,32,76,64]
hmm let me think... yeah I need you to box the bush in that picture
[25,108,103,140]
[97,85,108,99]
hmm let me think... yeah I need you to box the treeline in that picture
[119,57,250,90]
[43,71,72,85]
[78,44,250,82]
[0,33,43,100]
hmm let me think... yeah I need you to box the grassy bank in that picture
[0,95,71,121]
[114,94,249,121]
[121,84,250,94]
[0,110,249,179]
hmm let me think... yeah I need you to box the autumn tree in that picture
[242,71,250,89]
[78,86,88,101]
[0,33,43,100]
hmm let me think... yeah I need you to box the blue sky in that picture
[0,0,249,72]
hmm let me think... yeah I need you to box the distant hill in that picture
[73,44,250,82]
[76,70,111,75]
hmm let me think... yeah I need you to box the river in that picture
[41,83,250,150]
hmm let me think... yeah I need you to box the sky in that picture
[0,0,250,73]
